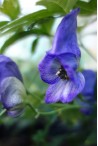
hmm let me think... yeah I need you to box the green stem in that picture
[26,90,41,102]
[40,105,81,116]
[0,109,6,116]
[26,103,38,115]
[0,49,2,54]
[26,103,81,116]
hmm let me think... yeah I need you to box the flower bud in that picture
[0,55,27,117]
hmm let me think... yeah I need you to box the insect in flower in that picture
[56,66,69,80]
[0,55,27,117]
[39,8,85,103]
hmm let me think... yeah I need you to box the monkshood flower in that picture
[39,8,85,103]
[77,70,97,115]
[0,55,27,117]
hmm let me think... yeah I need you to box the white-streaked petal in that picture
[45,80,66,103]
[45,72,85,104]
[1,77,26,116]
[61,72,85,103]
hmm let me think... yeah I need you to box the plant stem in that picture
[0,109,6,116]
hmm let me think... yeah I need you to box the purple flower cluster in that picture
[39,8,85,103]
[0,55,26,117]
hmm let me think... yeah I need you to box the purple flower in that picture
[81,70,97,100]
[77,70,97,115]
[0,55,27,117]
[39,8,85,103]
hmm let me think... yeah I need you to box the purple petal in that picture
[7,109,24,117]
[45,71,85,103]
[57,53,79,70]
[76,99,94,115]
[49,8,81,59]
[81,70,97,96]
[61,72,85,103]
[39,52,79,84]
[80,107,93,115]
[82,95,95,102]
[0,55,11,62]
[0,55,23,83]
[1,77,26,117]
[45,80,65,103]
[39,53,60,84]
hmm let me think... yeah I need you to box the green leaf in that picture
[37,0,78,13]
[0,109,6,117]
[38,17,54,35]
[65,0,78,12]
[0,0,20,20]
[75,0,97,15]
[28,16,54,35]
[31,38,39,53]
[0,21,9,28]
[0,10,54,35]
[0,29,49,53]
[36,0,65,14]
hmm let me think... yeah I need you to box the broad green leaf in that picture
[0,29,49,53]
[28,16,54,35]
[75,0,97,15]
[36,0,65,13]
[38,17,54,35]
[37,0,78,13]
[0,0,20,20]
[0,10,54,35]
[65,0,78,12]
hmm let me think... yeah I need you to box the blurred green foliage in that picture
[0,0,97,146]
[0,0,20,20]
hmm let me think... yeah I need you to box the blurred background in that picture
[0,0,97,146]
